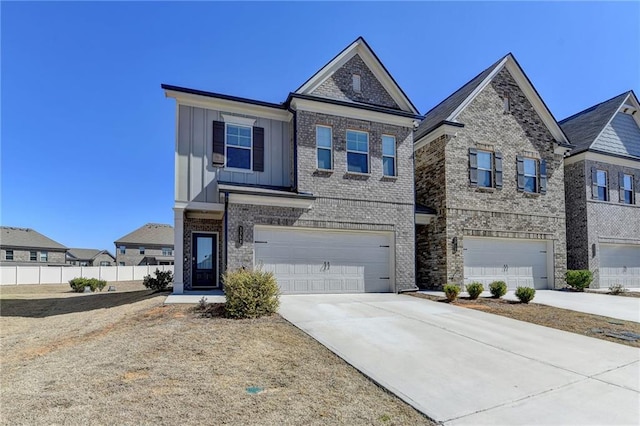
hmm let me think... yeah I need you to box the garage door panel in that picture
[600,245,640,288]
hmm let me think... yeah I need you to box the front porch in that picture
[164,289,226,304]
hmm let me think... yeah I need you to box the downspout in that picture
[402,121,420,294]
[287,105,298,192]
[223,191,229,289]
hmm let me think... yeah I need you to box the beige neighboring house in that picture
[114,223,174,266]
[0,226,67,266]
[66,248,116,267]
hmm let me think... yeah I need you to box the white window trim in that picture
[596,170,608,201]
[224,122,253,173]
[346,130,370,174]
[316,125,333,170]
[119,245,126,254]
[523,158,539,193]
[30,251,37,261]
[352,74,361,93]
[382,134,397,177]
[139,246,145,255]
[40,251,48,262]
[477,150,494,188]
[622,173,634,204]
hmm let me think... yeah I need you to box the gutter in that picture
[287,105,299,192]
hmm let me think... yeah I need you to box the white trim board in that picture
[564,151,640,169]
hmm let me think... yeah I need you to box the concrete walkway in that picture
[420,290,640,323]
[279,293,640,425]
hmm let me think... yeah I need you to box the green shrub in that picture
[489,281,507,298]
[515,286,536,304]
[223,268,279,319]
[443,283,461,302]
[143,269,173,292]
[69,277,107,293]
[609,284,628,295]
[565,270,593,292]
[466,282,484,300]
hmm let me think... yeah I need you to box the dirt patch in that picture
[1,286,434,425]
[411,293,640,348]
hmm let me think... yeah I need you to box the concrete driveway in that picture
[279,294,640,425]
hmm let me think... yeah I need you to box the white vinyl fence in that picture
[0,265,174,285]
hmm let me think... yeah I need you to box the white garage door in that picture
[254,227,391,294]
[463,238,549,290]
[600,244,640,288]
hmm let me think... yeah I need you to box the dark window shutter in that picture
[619,172,625,203]
[516,156,524,191]
[494,151,503,188]
[253,126,264,172]
[591,168,598,199]
[539,159,547,194]
[212,121,225,166]
[469,148,478,186]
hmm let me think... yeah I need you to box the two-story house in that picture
[114,223,174,266]
[163,37,421,294]
[66,248,116,266]
[414,54,572,290]
[0,226,68,266]
[561,91,640,288]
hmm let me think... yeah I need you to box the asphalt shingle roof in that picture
[559,91,631,154]
[114,223,174,246]
[67,248,112,260]
[0,227,67,250]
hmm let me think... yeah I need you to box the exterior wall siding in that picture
[416,68,567,289]
[176,105,292,204]
[92,253,116,266]
[0,248,66,265]
[310,54,400,109]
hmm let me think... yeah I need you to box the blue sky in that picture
[2,1,639,252]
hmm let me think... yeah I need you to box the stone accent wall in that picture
[415,68,567,289]
[182,217,223,290]
[567,160,640,288]
[1,248,66,265]
[310,54,400,109]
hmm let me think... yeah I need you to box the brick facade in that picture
[1,248,66,265]
[182,217,223,290]
[115,245,173,266]
[565,158,640,287]
[416,68,567,289]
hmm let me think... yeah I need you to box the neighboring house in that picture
[560,91,640,288]
[413,53,572,290]
[66,248,116,266]
[0,226,67,266]
[114,223,174,266]
[163,37,421,294]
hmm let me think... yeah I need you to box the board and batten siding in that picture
[176,105,292,203]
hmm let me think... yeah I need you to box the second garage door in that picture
[463,238,550,290]
[600,244,640,288]
[254,226,392,294]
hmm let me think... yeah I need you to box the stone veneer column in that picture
[173,207,184,294]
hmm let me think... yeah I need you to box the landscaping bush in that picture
[223,268,279,319]
[515,286,536,304]
[143,269,173,292]
[489,281,507,299]
[609,284,628,295]
[443,283,461,302]
[69,277,107,293]
[565,270,593,292]
[466,282,484,300]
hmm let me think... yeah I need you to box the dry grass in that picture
[411,293,640,348]
[1,283,434,426]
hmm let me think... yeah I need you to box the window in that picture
[382,135,396,176]
[119,246,126,254]
[225,124,252,170]
[40,251,48,262]
[346,130,369,173]
[119,262,125,266]
[100,261,111,266]
[352,74,361,93]
[30,251,37,261]
[139,247,145,255]
[162,247,173,256]
[595,170,608,201]
[477,151,493,187]
[316,126,332,170]
[523,158,538,193]
[621,174,634,204]
[503,94,510,113]
[80,261,88,266]
[5,250,13,261]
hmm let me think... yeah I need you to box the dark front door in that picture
[192,233,217,288]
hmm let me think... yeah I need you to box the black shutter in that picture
[469,148,478,186]
[619,172,625,203]
[516,156,524,191]
[212,121,225,166]
[539,159,547,194]
[591,168,598,199]
[253,126,264,172]
[494,151,503,188]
